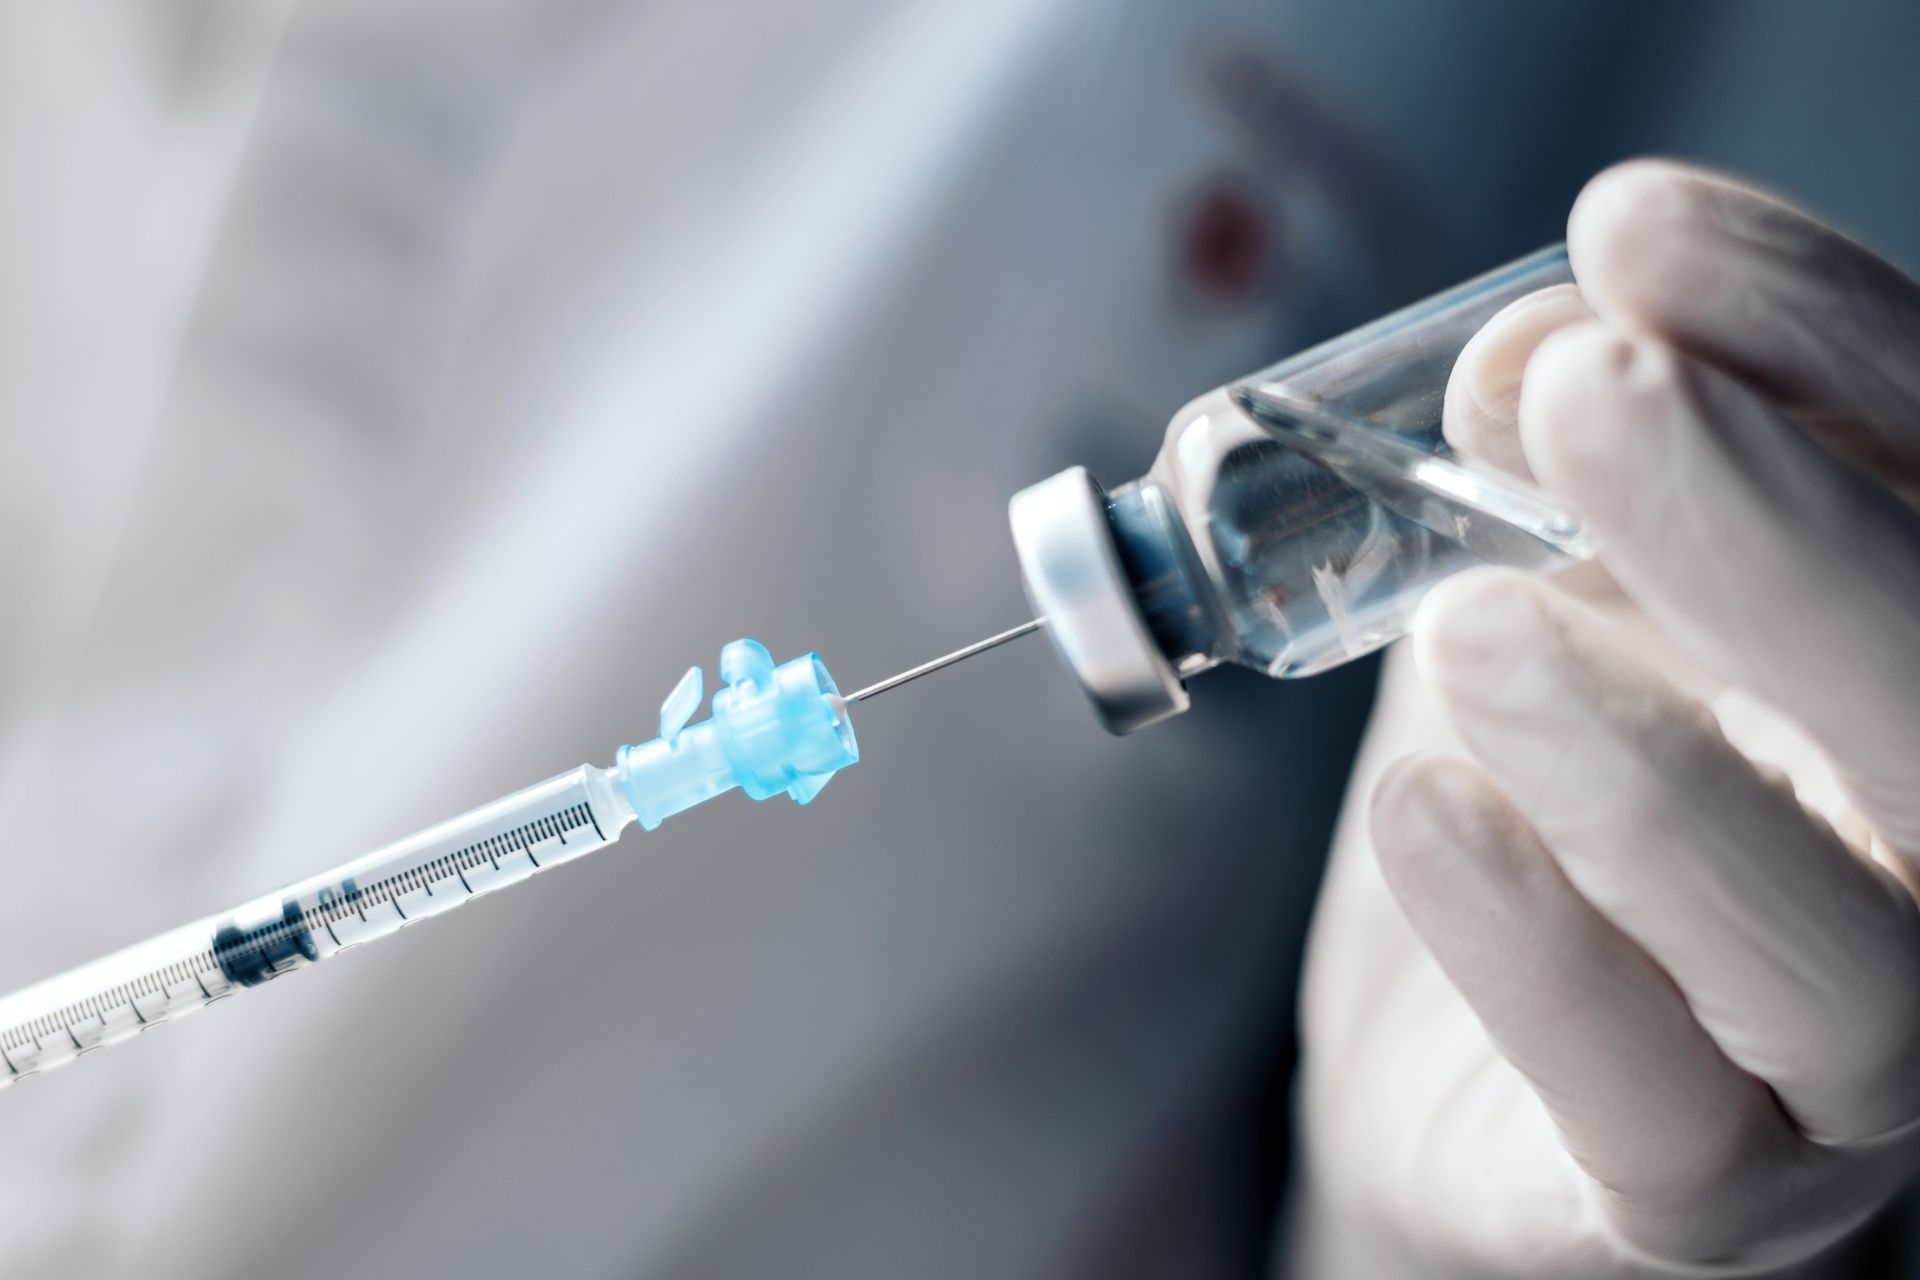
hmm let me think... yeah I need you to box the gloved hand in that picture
[1291,160,1920,1277]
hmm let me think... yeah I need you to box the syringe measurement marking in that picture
[0,801,600,1071]
[1,952,222,1059]
[296,800,595,929]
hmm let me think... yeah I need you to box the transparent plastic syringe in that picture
[0,638,864,1088]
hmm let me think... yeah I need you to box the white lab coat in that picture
[2,3,1918,1276]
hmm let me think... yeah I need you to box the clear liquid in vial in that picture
[1197,387,1590,678]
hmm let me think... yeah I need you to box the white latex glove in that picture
[1292,160,1920,1277]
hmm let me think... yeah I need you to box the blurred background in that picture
[1,2,1918,1276]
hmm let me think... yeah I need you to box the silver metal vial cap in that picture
[1008,467,1189,735]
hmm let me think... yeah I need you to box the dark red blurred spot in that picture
[1178,179,1277,304]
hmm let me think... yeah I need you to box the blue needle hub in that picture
[615,639,859,830]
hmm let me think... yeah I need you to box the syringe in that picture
[0,628,1045,1090]
[0,638,858,1086]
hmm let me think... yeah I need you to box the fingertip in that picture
[1517,323,1633,492]
[1518,324,1695,531]
[1372,754,1508,886]
[1368,754,1434,857]
[1567,159,1722,327]
[1370,754,1563,985]
[1411,568,1555,715]
[1569,158,1700,242]
[1444,284,1592,479]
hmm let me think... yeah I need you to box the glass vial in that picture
[1010,246,1590,734]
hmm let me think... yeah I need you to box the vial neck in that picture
[1104,479,1224,678]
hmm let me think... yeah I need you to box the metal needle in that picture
[840,618,1048,705]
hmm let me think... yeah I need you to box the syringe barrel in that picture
[0,764,628,1086]
[0,637,855,1092]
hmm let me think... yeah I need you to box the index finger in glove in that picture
[1570,159,1920,484]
